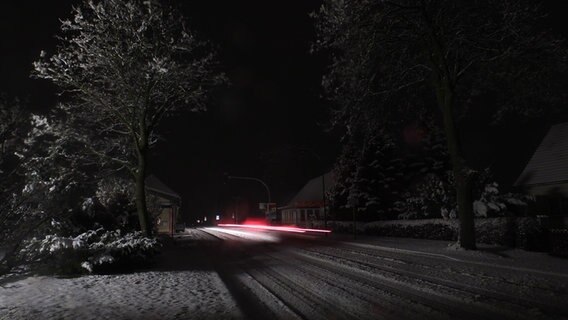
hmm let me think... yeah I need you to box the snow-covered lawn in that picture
[0,270,243,320]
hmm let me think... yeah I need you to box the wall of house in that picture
[150,194,179,235]
[527,183,568,197]
[526,183,568,217]
[281,208,322,226]
[156,208,173,234]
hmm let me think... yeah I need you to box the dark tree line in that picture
[313,0,567,248]
[1,0,223,272]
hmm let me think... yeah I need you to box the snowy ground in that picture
[0,228,244,320]
[0,270,242,320]
[2,227,567,320]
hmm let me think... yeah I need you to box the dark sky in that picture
[152,0,338,219]
[1,1,567,221]
[0,0,336,221]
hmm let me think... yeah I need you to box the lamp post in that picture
[232,196,242,224]
[322,173,327,229]
[226,175,271,218]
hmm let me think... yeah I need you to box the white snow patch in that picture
[0,271,243,319]
[206,227,280,243]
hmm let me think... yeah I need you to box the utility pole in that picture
[353,207,357,240]
[322,174,327,229]
[232,196,240,224]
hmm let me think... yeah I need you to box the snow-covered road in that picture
[2,227,567,320]
[202,227,568,320]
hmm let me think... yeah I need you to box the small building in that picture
[145,175,181,236]
[280,172,334,226]
[515,122,568,219]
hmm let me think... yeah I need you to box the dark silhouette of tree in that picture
[32,0,225,236]
[0,97,29,256]
[313,0,567,248]
[0,96,27,182]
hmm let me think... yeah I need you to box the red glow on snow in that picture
[241,218,268,226]
[217,224,332,234]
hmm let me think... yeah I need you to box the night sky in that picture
[1,1,567,221]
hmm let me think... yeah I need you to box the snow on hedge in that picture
[16,228,159,274]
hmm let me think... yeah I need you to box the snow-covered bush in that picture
[473,182,533,217]
[88,178,139,231]
[394,172,456,220]
[15,228,160,274]
[395,169,533,219]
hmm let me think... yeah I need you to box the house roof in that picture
[145,175,181,200]
[515,122,568,187]
[285,171,335,208]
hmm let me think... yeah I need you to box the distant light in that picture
[204,216,207,222]
[218,224,332,234]
[197,219,201,223]
[215,215,220,221]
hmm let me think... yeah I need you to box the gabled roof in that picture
[145,175,181,200]
[515,122,568,187]
[285,171,335,208]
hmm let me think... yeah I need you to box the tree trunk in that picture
[421,3,476,249]
[438,81,477,250]
[135,145,151,237]
[456,173,476,249]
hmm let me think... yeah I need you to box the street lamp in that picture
[225,174,272,219]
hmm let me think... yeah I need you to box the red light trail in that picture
[217,224,332,234]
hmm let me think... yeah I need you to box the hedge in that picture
[314,217,549,250]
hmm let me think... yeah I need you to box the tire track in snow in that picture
[288,248,498,320]
[194,228,567,319]
[235,271,302,320]
[322,243,568,318]
[299,246,558,319]
[264,250,446,320]
[245,264,333,320]
[238,252,384,319]
[341,242,568,299]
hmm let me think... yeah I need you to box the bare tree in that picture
[313,0,567,248]
[32,0,225,236]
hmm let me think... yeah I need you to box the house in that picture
[145,175,181,236]
[515,122,568,218]
[280,172,335,226]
